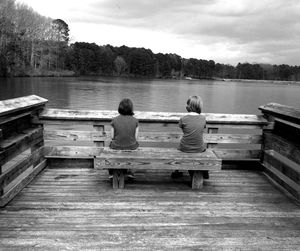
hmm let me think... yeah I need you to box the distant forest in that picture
[1,0,300,81]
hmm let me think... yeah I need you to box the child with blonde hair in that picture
[172,95,207,178]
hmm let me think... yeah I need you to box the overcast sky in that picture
[17,0,300,66]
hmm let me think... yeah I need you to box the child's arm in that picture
[135,126,139,140]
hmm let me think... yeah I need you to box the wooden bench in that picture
[94,147,221,189]
[39,106,268,189]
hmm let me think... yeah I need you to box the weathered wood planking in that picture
[0,167,299,250]
[95,148,221,189]
[94,148,221,171]
[263,150,300,184]
[0,147,44,189]
[260,102,300,201]
[40,108,268,125]
[0,95,48,117]
[0,128,43,166]
[260,103,300,124]
[0,160,47,207]
[264,131,300,165]
[45,145,260,161]
[44,130,262,144]
[0,112,32,139]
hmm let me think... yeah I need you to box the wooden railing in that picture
[0,95,47,207]
[259,103,300,201]
[1,95,299,203]
[40,108,268,168]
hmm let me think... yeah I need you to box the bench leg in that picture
[191,171,204,190]
[112,170,125,189]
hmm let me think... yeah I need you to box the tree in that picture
[114,56,127,75]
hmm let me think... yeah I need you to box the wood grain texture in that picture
[0,95,47,117]
[44,130,262,144]
[264,131,300,165]
[0,147,44,189]
[40,108,268,125]
[264,150,300,184]
[259,103,300,124]
[0,167,299,250]
[0,160,47,207]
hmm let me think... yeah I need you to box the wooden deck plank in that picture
[0,167,299,250]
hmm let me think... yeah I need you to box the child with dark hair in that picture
[109,98,139,179]
[172,95,208,179]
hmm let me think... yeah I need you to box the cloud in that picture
[17,0,300,65]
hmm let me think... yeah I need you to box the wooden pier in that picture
[0,95,299,250]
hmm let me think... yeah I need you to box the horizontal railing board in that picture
[40,108,268,125]
[259,103,300,124]
[0,112,31,126]
[263,163,300,201]
[0,95,48,117]
[41,120,265,130]
[0,160,47,207]
[214,149,261,160]
[0,147,43,188]
[0,113,32,139]
[264,132,300,166]
[0,128,43,166]
[44,130,262,144]
[264,150,300,184]
[275,118,300,131]
[0,127,43,151]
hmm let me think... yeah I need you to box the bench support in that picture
[191,171,204,189]
[112,169,125,189]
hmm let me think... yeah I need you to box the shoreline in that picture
[2,73,300,85]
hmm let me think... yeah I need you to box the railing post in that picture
[93,123,105,147]
[259,103,300,201]
[207,127,218,149]
[0,95,48,207]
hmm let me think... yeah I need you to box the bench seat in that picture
[94,147,221,189]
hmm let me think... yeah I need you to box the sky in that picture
[17,0,300,66]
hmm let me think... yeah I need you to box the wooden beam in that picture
[94,148,221,171]
[0,147,44,189]
[264,131,300,165]
[0,159,47,207]
[259,103,300,124]
[214,149,261,161]
[44,130,262,144]
[263,163,300,201]
[263,150,300,184]
[40,108,268,125]
[0,113,32,140]
[0,95,48,117]
[191,171,204,189]
[0,127,43,166]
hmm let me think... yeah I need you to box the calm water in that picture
[0,76,300,114]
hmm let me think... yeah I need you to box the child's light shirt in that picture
[178,113,206,152]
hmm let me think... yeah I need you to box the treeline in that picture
[1,0,300,81]
[0,0,70,76]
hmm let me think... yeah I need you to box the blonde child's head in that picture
[186,96,203,114]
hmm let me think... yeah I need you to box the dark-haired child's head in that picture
[186,95,203,114]
[118,98,134,115]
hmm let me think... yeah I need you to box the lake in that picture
[0,76,299,114]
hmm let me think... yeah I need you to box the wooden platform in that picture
[0,167,299,250]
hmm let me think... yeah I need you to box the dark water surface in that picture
[1,76,299,114]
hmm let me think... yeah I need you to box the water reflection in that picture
[0,77,299,114]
